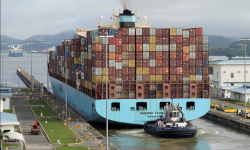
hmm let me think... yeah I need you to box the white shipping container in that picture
[183,30,189,38]
[68,40,71,45]
[122,60,129,67]
[143,44,149,51]
[156,45,163,51]
[176,28,183,35]
[189,45,196,52]
[81,59,84,66]
[170,44,176,51]
[116,78,122,83]
[81,52,84,58]
[116,85,122,91]
[150,28,156,35]
[92,37,96,43]
[202,35,209,44]
[96,68,102,76]
[88,52,92,60]
[109,45,116,52]
[129,92,136,98]
[115,62,122,70]
[81,73,84,80]
[88,45,92,52]
[94,30,98,36]
[71,51,74,57]
[116,92,122,99]
[189,52,196,59]
[202,44,209,51]
[66,46,69,52]
[129,44,135,51]
[150,84,156,90]
[143,52,149,59]
[109,60,116,67]
[149,59,156,67]
[66,69,69,74]
[74,34,79,39]
[129,28,135,35]
[162,45,169,51]
[136,28,142,35]
[102,37,109,44]
[92,67,95,75]
[196,75,202,82]
[81,38,85,45]
[66,73,68,79]
[136,75,143,83]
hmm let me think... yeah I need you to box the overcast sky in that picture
[1,0,250,40]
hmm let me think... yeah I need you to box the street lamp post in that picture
[0,42,5,88]
[240,37,250,118]
[29,42,34,92]
[44,40,51,96]
[99,32,114,150]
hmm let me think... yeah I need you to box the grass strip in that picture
[21,89,30,92]
[217,99,250,107]
[3,144,20,146]
[55,146,88,150]
[210,102,219,105]
[39,119,82,144]
[3,109,12,113]
[28,100,57,116]
[223,106,236,110]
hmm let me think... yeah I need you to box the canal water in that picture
[2,53,250,150]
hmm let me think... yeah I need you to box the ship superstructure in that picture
[48,8,210,125]
[9,44,23,57]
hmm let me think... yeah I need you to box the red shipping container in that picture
[189,28,196,37]
[163,37,169,45]
[84,59,88,66]
[116,54,122,62]
[156,52,163,59]
[122,44,129,52]
[196,44,202,51]
[109,37,116,45]
[190,37,195,45]
[109,76,116,82]
[196,52,202,59]
[163,52,169,59]
[203,52,209,59]
[190,59,196,67]
[142,28,150,36]
[176,36,183,44]
[183,54,189,61]
[156,60,162,67]
[170,36,177,43]
[136,51,143,59]
[136,60,143,67]
[122,75,129,81]
[202,74,209,80]
[163,75,170,83]
[80,45,84,51]
[142,36,150,44]
[143,75,150,82]
[176,52,183,59]
[156,67,163,74]
[156,29,163,37]
[170,59,176,67]
[176,44,183,52]
[115,30,122,38]
[177,67,183,74]
[129,68,135,75]
[190,67,196,75]
[170,67,177,75]
[195,59,202,67]
[136,36,143,44]
[116,46,122,53]
[196,36,202,44]
[129,52,135,59]
[163,59,169,67]
[92,52,101,60]
[136,44,143,51]
[116,70,122,78]
[109,68,116,76]
[177,75,183,83]
[142,60,149,67]
[183,69,189,77]
[202,67,209,74]
[128,75,135,81]
[170,52,176,59]
[102,60,109,68]
[122,28,129,36]
[149,52,156,59]
[183,38,189,46]
[176,59,182,67]
[162,29,169,37]
[163,67,169,74]
[87,31,90,37]
[122,36,129,44]
[88,37,92,45]
[116,39,122,46]
[84,66,88,73]
[196,28,202,36]
[102,52,109,60]
[68,57,72,63]
[149,67,156,75]
[156,37,163,44]
[92,60,102,67]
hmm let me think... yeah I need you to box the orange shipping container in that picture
[183,54,189,61]
[116,39,122,46]
[163,67,169,74]
[122,44,129,52]
[183,46,189,53]
[155,60,162,67]
[136,44,143,51]
[109,53,115,59]
[156,52,163,59]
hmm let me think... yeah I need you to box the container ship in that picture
[9,44,23,57]
[48,7,210,125]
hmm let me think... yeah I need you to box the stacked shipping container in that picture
[48,27,210,100]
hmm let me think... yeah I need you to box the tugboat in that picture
[144,98,197,138]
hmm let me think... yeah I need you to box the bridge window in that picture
[111,102,120,111]
[136,102,147,110]
[186,102,195,110]
[159,102,170,110]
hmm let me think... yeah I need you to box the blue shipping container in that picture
[55,65,57,70]
[196,67,202,75]
[202,59,209,67]
[157,84,163,91]
[150,92,156,98]
[84,38,88,45]
[85,73,88,79]
[74,77,76,83]
[64,67,66,73]
[55,56,57,61]
[81,66,84,72]
[74,64,80,70]
[66,52,69,58]
[109,29,116,36]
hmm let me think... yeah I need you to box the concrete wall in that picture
[230,92,250,102]
[1,96,10,110]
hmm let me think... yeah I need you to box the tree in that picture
[226,54,235,60]
[0,129,10,149]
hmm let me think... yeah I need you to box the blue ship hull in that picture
[50,76,210,126]
[9,53,23,57]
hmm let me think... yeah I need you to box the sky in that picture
[1,0,250,40]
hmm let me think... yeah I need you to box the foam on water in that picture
[116,129,151,137]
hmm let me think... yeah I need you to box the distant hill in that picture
[209,35,237,48]
[1,30,76,51]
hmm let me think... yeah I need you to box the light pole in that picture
[29,42,34,91]
[240,37,250,118]
[44,40,51,96]
[27,43,29,73]
[99,32,114,150]
[0,41,5,88]
[62,38,68,121]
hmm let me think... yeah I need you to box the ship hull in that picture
[9,53,23,57]
[50,76,210,125]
